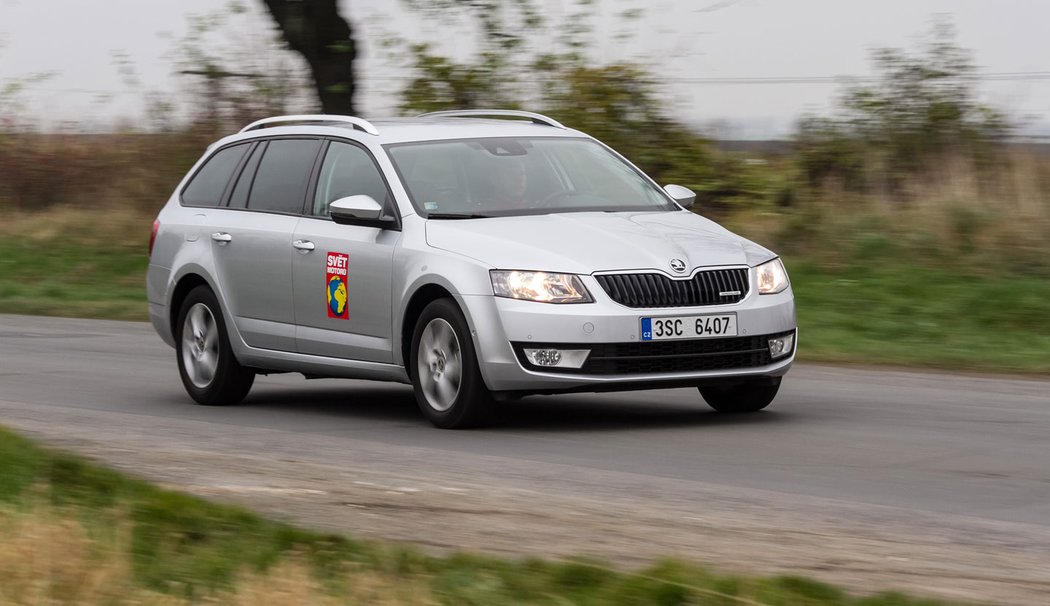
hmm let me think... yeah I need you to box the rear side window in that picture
[246,139,322,214]
[181,143,249,207]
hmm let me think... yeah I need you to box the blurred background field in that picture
[1,2,1047,373]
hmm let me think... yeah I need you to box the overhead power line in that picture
[673,71,1050,85]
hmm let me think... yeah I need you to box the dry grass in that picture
[2,131,1048,275]
[0,504,435,606]
[0,132,209,214]
[0,204,156,246]
[0,505,162,605]
[725,149,1050,276]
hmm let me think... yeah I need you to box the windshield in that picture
[385,137,678,218]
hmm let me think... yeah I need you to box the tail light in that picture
[149,219,159,257]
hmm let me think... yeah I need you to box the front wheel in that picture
[176,286,254,406]
[410,299,494,429]
[699,378,781,413]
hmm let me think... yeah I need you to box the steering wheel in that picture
[534,190,577,209]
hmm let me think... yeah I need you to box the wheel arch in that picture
[169,272,216,339]
[400,283,456,376]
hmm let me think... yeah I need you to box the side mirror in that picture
[330,195,382,220]
[329,195,397,229]
[664,184,696,208]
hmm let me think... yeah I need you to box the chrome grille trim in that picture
[594,267,750,308]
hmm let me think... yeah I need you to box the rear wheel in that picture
[176,286,254,406]
[410,298,494,429]
[699,378,781,413]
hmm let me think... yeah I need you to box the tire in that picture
[175,285,254,406]
[699,378,781,413]
[409,298,494,429]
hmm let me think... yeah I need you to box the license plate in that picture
[641,314,737,341]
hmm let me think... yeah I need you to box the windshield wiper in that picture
[424,212,494,219]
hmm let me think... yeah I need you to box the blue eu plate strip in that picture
[640,317,653,341]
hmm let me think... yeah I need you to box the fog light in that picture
[523,348,590,369]
[768,332,795,359]
[529,349,561,366]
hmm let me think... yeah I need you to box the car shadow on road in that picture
[494,395,790,432]
[237,382,792,432]
[243,384,424,422]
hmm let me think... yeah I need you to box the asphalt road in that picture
[1,314,1048,602]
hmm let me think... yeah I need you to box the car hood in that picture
[424,211,776,274]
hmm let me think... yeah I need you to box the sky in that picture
[1,0,1048,138]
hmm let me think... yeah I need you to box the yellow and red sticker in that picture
[326,252,349,319]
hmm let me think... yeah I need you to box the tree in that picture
[260,0,357,114]
[395,1,727,203]
[795,20,1009,193]
[174,2,316,130]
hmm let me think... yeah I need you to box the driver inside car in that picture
[481,155,529,211]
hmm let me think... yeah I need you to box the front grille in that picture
[513,333,785,375]
[594,268,749,308]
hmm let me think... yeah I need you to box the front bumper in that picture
[461,279,797,393]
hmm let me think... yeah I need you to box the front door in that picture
[292,140,399,362]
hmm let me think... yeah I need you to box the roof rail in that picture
[417,109,566,129]
[239,114,379,136]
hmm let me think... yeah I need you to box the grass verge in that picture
[1,207,1047,373]
[0,425,955,605]
[0,208,150,321]
[790,261,1050,373]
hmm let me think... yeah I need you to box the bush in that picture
[793,21,1008,196]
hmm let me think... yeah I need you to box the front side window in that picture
[385,137,676,218]
[311,141,392,217]
[246,139,322,214]
[181,143,249,207]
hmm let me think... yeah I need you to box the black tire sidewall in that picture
[175,285,254,406]
[410,298,493,428]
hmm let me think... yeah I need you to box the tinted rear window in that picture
[181,143,250,207]
[246,139,322,214]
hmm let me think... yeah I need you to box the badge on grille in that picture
[669,258,687,273]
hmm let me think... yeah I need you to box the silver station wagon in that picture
[147,110,796,428]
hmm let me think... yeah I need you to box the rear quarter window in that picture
[180,143,250,207]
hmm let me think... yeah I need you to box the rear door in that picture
[291,139,400,362]
[210,138,322,352]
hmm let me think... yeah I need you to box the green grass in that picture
[0,426,958,604]
[789,260,1050,373]
[0,231,148,321]
[1,209,1047,373]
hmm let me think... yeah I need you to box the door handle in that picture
[292,239,315,253]
[210,232,232,245]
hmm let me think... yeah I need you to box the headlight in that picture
[490,270,593,303]
[755,258,789,295]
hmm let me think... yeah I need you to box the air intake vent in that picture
[595,268,749,308]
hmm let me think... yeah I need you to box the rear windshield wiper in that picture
[424,212,494,219]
